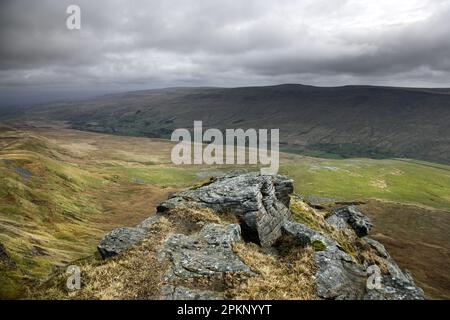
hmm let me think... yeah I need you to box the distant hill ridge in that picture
[5,84,450,163]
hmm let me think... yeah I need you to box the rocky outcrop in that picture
[365,273,425,300]
[326,206,373,237]
[281,220,369,299]
[157,172,293,247]
[282,220,424,300]
[97,172,293,256]
[96,172,425,300]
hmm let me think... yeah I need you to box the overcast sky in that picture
[1,0,450,106]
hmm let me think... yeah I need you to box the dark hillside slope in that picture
[6,84,450,163]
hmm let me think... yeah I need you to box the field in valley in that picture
[0,122,449,298]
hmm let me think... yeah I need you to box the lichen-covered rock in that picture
[314,244,425,300]
[326,206,372,237]
[363,237,390,259]
[97,215,160,258]
[280,220,370,299]
[158,172,293,246]
[97,227,147,259]
[272,175,294,207]
[199,223,242,245]
[364,273,425,300]
[281,220,425,300]
[315,247,368,299]
[281,220,366,299]
[159,223,252,280]
[281,220,338,250]
[313,235,425,300]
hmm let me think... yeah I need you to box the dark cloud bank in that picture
[1,0,450,106]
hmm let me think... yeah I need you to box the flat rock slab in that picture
[159,223,252,280]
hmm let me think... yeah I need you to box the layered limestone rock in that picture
[315,246,368,299]
[157,172,294,246]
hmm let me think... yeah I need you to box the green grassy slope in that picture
[280,157,450,210]
[0,127,106,297]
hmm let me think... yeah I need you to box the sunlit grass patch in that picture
[280,157,450,210]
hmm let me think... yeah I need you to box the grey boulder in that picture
[97,215,160,259]
[281,220,338,250]
[326,206,372,237]
[315,247,368,299]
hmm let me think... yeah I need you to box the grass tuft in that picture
[229,242,316,300]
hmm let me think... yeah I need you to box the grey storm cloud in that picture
[1,0,450,98]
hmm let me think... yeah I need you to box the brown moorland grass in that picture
[230,242,316,300]
[33,205,319,300]
[359,200,450,300]
[33,217,173,300]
